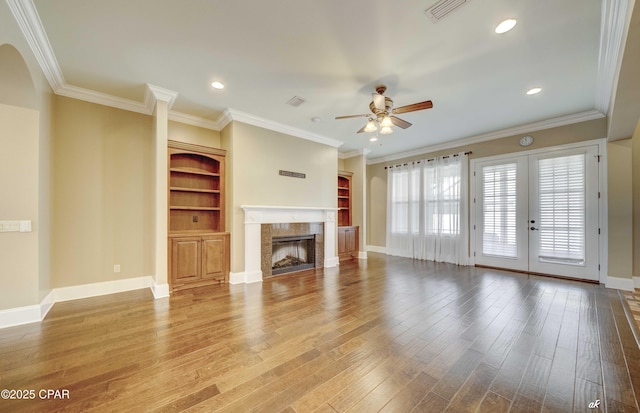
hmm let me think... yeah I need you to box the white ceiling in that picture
[21,0,635,160]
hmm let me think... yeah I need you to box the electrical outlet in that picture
[114,264,121,273]
[192,215,198,222]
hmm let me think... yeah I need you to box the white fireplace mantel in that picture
[230,205,340,284]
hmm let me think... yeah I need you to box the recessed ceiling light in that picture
[311,117,321,123]
[526,87,542,95]
[370,136,378,142]
[211,81,224,89]
[495,19,517,34]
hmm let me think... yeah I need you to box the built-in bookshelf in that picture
[168,141,229,290]
[338,170,352,227]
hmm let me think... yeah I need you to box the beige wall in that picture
[0,44,37,110]
[343,155,366,252]
[38,85,53,302]
[367,118,608,247]
[368,162,387,249]
[608,140,634,279]
[52,96,155,287]
[0,104,40,309]
[168,121,220,147]
[226,121,338,272]
[1,6,54,310]
[633,120,640,278]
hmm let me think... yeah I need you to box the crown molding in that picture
[339,149,371,159]
[596,0,630,114]
[223,108,343,148]
[6,0,65,92]
[168,111,219,130]
[366,110,605,165]
[144,83,178,109]
[56,84,151,114]
[215,108,234,131]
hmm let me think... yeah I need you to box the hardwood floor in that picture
[1,253,639,412]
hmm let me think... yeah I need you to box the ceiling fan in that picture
[335,85,433,135]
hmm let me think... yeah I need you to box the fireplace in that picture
[271,235,316,275]
[261,223,324,278]
[234,206,339,284]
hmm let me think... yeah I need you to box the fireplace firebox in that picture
[271,235,315,275]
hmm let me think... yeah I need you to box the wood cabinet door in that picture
[171,237,201,282]
[337,228,347,255]
[202,235,227,280]
[346,227,357,253]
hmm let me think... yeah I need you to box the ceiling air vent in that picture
[286,96,306,107]
[425,0,470,23]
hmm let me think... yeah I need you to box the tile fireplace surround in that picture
[231,206,339,284]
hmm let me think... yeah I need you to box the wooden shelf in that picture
[170,167,220,177]
[170,206,221,211]
[338,171,353,227]
[170,187,220,193]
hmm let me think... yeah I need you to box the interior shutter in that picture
[536,154,585,264]
[482,163,517,257]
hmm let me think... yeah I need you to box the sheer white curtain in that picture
[386,153,469,265]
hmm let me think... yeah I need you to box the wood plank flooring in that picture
[1,253,639,412]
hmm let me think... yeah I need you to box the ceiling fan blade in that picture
[356,124,367,133]
[392,100,433,114]
[390,116,412,129]
[372,93,386,111]
[335,114,369,120]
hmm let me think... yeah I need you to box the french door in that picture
[473,145,600,281]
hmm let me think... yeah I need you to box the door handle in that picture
[530,227,539,231]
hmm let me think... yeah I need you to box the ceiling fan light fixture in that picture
[364,119,378,132]
[380,126,393,135]
[380,116,393,127]
[495,19,517,34]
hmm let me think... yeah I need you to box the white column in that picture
[324,210,339,267]
[147,84,178,298]
[243,221,263,283]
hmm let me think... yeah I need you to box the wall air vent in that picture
[286,96,306,107]
[425,0,470,23]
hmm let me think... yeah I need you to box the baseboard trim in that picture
[152,282,170,299]
[54,276,154,302]
[606,276,635,291]
[358,251,368,260]
[0,276,167,329]
[229,270,263,284]
[366,245,387,254]
[634,276,640,289]
[40,290,55,319]
[0,304,42,329]
[324,257,340,268]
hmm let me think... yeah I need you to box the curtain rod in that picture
[384,151,472,169]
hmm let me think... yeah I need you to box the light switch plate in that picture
[0,220,32,233]
[19,220,32,232]
[0,221,20,232]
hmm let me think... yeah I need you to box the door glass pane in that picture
[537,154,585,264]
[482,163,517,257]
